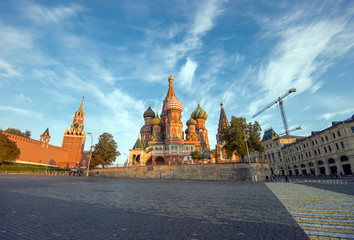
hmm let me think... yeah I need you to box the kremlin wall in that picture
[3,98,86,169]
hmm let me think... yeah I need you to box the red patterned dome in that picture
[164,96,183,112]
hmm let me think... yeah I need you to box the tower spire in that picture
[78,96,84,113]
[165,74,176,100]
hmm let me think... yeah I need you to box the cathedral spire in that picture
[218,102,229,131]
[165,74,176,100]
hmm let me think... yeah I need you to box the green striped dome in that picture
[143,105,155,119]
[186,115,197,126]
[191,103,208,120]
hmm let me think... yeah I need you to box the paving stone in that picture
[0,175,308,239]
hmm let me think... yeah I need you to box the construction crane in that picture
[252,88,296,136]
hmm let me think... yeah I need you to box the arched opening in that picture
[328,158,335,164]
[155,157,165,165]
[146,157,152,165]
[318,160,324,165]
[135,155,141,165]
[341,155,352,175]
[301,164,306,168]
[309,162,314,167]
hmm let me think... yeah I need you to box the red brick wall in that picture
[4,133,79,168]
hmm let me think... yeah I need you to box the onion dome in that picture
[152,113,163,126]
[164,96,183,112]
[186,115,197,126]
[163,74,183,112]
[143,104,155,119]
[191,102,208,120]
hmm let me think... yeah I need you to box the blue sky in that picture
[0,0,353,165]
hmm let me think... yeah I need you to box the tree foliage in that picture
[0,132,20,164]
[219,116,264,161]
[91,133,120,168]
[4,128,31,139]
[190,150,203,164]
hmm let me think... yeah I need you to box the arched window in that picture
[328,158,335,164]
[309,162,314,167]
[294,165,298,169]
[340,156,349,162]
[318,160,324,165]
[301,164,305,168]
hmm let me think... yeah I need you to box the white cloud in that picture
[0,59,20,79]
[319,108,354,120]
[0,106,43,119]
[177,58,198,90]
[22,2,84,25]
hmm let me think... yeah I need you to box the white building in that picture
[249,115,354,177]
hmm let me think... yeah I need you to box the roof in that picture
[77,97,84,113]
[42,128,50,136]
[218,103,229,131]
[133,137,145,150]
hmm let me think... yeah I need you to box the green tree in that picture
[91,133,120,168]
[190,150,203,164]
[0,132,20,167]
[219,116,264,161]
[4,128,31,138]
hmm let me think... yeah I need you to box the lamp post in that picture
[123,153,128,167]
[244,130,254,181]
[86,132,93,177]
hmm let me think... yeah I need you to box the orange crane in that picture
[252,88,297,136]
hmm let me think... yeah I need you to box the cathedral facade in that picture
[129,75,210,166]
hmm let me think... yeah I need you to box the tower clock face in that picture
[73,123,79,129]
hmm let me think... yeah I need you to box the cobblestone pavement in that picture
[0,175,308,240]
[266,182,354,240]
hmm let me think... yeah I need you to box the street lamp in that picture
[244,130,254,181]
[86,132,93,177]
[123,153,128,166]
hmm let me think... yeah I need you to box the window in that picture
[351,127,354,133]
[312,141,314,146]
[328,146,332,152]
[332,133,336,138]
[307,143,309,148]
[325,136,328,141]
[341,142,345,149]
[315,140,318,144]
[306,152,308,158]
[309,152,311,157]
[321,137,324,142]
[314,150,317,155]
[318,149,321,154]
[337,131,341,137]
[324,147,327,153]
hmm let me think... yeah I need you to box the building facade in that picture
[129,74,210,166]
[4,98,86,169]
[249,115,354,176]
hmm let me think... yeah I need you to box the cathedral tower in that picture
[161,74,184,146]
[216,102,230,144]
[61,97,86,168]
[141,104,155,145]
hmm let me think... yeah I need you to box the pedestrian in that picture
[266,175,269,182]
[285,175,289,183]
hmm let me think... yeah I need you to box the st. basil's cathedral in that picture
[129,74,238,166]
